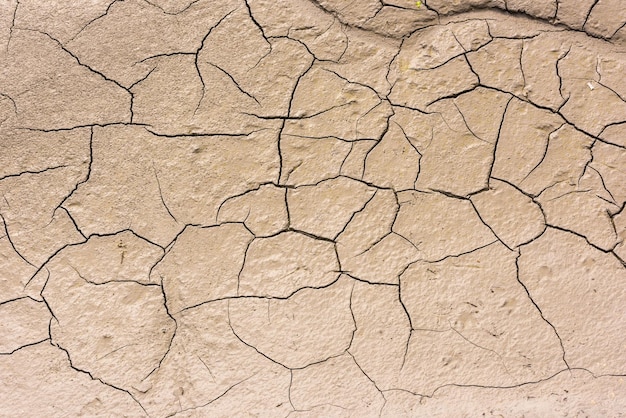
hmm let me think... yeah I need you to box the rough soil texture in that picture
[1,0,626,417]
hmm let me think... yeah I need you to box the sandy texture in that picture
[1,0,626,416]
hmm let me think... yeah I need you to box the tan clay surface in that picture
[1,0,626,416]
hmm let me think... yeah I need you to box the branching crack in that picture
[514,251,570,369]
[52,341,150,416]
[193,8,237,114]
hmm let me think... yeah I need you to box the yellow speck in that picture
[416,1,422,8]
[399,58,410,72]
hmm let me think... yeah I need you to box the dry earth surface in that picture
[1,0,626,416]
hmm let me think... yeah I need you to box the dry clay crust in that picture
[1,0,626,417]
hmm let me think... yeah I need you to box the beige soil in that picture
[1,0,626,416]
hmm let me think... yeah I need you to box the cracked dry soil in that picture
[1,0,626,416]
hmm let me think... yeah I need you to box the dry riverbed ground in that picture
[1,0,626,416]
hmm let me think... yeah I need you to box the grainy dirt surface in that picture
[1,0,626,417]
